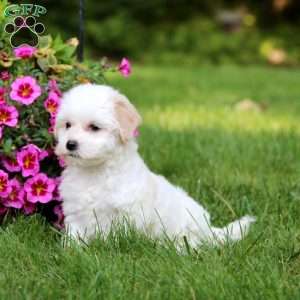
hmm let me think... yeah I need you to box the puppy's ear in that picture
[114,94,142,143]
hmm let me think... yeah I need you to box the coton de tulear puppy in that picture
[55,84,255,248]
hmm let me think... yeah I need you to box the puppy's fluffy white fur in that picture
[55,84,255,247]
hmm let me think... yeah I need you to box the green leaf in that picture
[47,53,58,66]
[37,57,50,72]
[3,138,13,155]
[38,35,53,49]
[52,35,67,52]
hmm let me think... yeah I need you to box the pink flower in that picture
[23,200,36,215]
[2,155,21,172]
[24,173,55,203]
[44,91,61,116]
[39,149,49,160]
[10,76,42,105]
[0,71,10,81]
[0,169,11,197]
[118,58,131,77]
[58,156,66,168]
[2,178,24,209]
[53,204,64,229]
[0,126,2,139]
[48,115,56,134]
[0,104,18,127]
[13,46,36,58]
[0,87,6,104]
[25,144,49,160]
[48,79,62,97]
[17,144,41,177]
[45,148,54,156]
[133,128,140,137]
[0,204,8,216]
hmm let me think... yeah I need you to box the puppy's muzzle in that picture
[66,140,78,151]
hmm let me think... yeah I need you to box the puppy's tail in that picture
[209,215,256,244]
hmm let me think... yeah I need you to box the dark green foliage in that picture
[32,0,300,64]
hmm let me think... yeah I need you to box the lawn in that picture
[1,64,300,299]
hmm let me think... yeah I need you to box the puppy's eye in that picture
[88,124,101,132]
[65,122,71,129]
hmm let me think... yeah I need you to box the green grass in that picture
[1,64,300,299]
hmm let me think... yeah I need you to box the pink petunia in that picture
[0,104,19,127]
[17,144,41,177]
[133,128,140,137]
[14,46,36,59]
[118,58,131,77]
[53,204,64,229]
[58,156,66,168]
[0,87,6,104]
[0,71,10,81]
[46,148,54,156]
[2,155,21,172]
[23,200,36,215]
[44,91,61,116]
[48,115,56,134]
[0,204,8,216]
[48,79,62,97]
[0,169,12,197]
[10,76,41,105]
[39,150,49,160]
[22,143,47,159]
[30,145,49,161]
[24,173,55,203]
[0,126,2,139]
[2,178,24,209]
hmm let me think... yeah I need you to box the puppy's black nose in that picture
[66,140,78,151]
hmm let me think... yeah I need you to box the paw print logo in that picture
[4,16,45,48]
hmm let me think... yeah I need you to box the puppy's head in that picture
[54,84,141,166]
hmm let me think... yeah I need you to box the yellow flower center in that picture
[24,154,34,169]
[18,83,33,99]
[0,178,6,192]
[0,110,9,122]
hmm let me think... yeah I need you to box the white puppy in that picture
[55,84,255,248]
